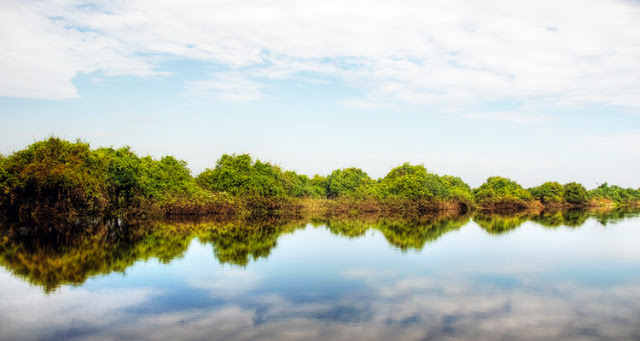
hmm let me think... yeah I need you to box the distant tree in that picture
[589,182,640,203]
[474,176,532,203]
[0,137,110,214]
[529,181,564,203]
[563,182,588,204]
[326,167,373,198]
[309,174,328,198]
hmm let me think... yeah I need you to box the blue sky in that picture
[1,0,639,188]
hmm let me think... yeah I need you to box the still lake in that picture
[1,209,639,340]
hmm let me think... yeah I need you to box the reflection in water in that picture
[0,208,640,340]
[473,210,536,234]
[0,208,637,293]
[318,211,471,250]
[0,216,308,292]
[474,207,637,234]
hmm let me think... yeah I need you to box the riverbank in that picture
[1,137,639,219]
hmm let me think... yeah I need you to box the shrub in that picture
[375,163,472,202]
[326,167,374,199]
[474,176,532,203]
[529,181,564,203]
[563,182,588,205]
[589,183,640,203]
[197,154,289,198]
[309,175,328,198]
[0,137,110,214]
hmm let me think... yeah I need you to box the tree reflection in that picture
[195,217,308,266]
[318,211,471,250]
[473,210,537,234]
[0,207,638,293]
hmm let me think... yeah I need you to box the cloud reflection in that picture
[3,264,638,340]
[0,210,639,340]
[0,271,160,341]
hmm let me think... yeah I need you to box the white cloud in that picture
[187,267,262,297]
[1,0,639,113]
[0,270,158,340]
[66,277,640,340]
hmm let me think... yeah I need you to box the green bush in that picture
[196,154,324,200]
[0,154,8,196]
[96,146,201,209]
[474,176,532,203]
[0,137,110,214]
[377,163,436,200]
[196,154,288,198]
[375,163,472,202]
[309,175,328,198]
[325,167,374,199]
[0,138,207,215]
[563,182,588,205]
[3,137,637,217]
[589,183,640,203]
[440,174,474,203]
[529,181,564,203]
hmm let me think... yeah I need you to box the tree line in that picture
[0,137,638,217]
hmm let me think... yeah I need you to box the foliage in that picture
[0,154,8,197]
[440,174,474,203]
[375,163,472,204]
[309,175,328,198]
[196,154,323,201]
[325,167,374,199]
[563,182,589,205]
[589,183,640,203]
[197,154,279,197]
[98,146,201,206]
[0,137,110,215]
[528,181,564,203]
[474,176,532,205]
[0,137,208,216]
[1,137,639,217]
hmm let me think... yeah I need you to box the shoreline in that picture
[2,138,639,220]
[3,196,640,221]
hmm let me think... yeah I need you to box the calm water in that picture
[1,209,639,340]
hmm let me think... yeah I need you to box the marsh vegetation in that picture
[1,137,639,219]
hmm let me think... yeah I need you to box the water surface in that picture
[1,209,639,340]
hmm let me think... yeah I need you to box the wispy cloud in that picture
[1,0,639,113]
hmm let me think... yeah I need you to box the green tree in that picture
[0,137,110,215]
[563,182,588,205]
[196,154,254,195]
[529,181,564,203]
[474,176,532,203]
[309,174,328,198]
[377,163,444,200]
[326,167,373,199]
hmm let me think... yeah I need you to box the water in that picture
[1,209,639,340]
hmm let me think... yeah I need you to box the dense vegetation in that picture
[0,138,234,217]
[0,137,638,218]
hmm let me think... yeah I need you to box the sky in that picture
[0,0,639,188]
